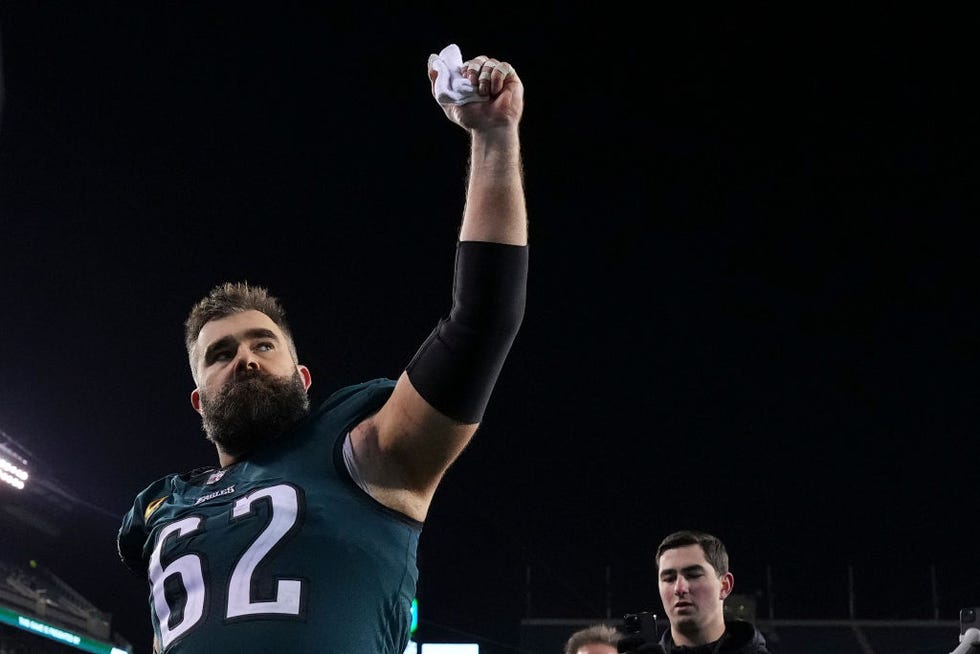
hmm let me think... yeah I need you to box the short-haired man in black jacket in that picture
[655,530,770,653]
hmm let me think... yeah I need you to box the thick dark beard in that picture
[199,369,310,460]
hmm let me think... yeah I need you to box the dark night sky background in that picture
[1,4,978,653]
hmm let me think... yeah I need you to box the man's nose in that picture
[674,577,689,595]
[234,347,260,375]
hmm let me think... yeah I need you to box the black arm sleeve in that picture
[406,240,528,423]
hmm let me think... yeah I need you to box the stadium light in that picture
[0,452,29,489]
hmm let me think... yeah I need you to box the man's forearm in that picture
[406,126,528,424]
[459,128,527,245]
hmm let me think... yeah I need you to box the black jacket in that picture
[659,619,771,654]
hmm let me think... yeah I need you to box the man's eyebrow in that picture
[203,328,280,363]
[244,328,279,341]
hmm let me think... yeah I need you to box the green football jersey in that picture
[118,378,420,653]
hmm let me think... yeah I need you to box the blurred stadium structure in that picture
[0,558,131,653]
[0,430,133,653]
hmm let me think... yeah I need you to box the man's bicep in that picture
[352,373,477,494]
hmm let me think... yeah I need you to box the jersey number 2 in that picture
[148,484,302,649]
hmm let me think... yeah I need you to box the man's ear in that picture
[719,572,735,600]
[190,388,202,414]
[298,365,312,391]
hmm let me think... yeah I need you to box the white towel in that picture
[427,43,489,106]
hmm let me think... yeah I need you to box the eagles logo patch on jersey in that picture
[143,496,167,521]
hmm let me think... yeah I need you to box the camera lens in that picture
[962,608,976,622]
